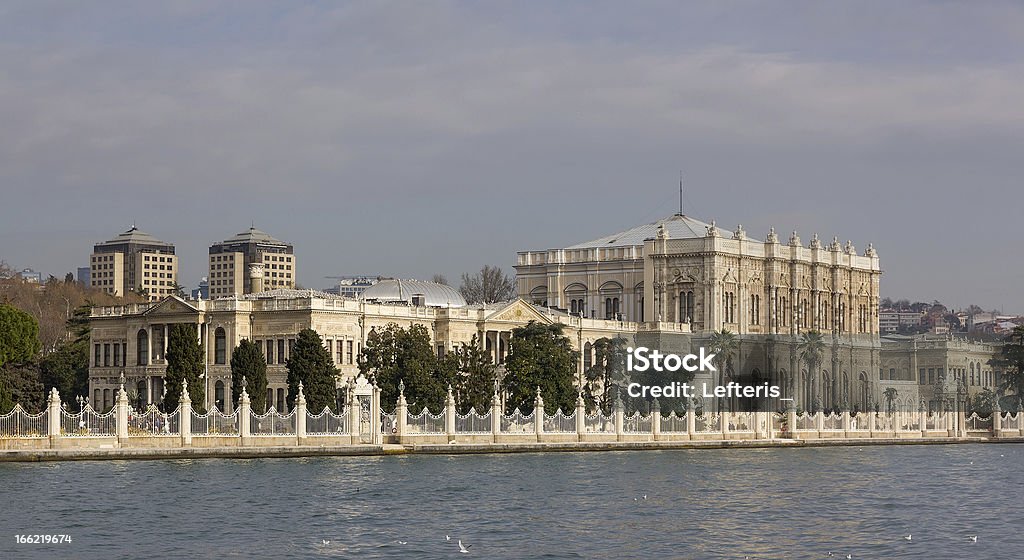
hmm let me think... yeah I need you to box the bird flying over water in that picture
[459,539,472,553]
[904,534,912,541]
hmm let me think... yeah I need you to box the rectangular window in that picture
[278,339,285,365]
[114,344,121,367]
[347,340,354,364]
[919,368,926,385]
[889,368,895,380]
[928,368,935,385]
[288,339,295,359]
[94,344,102,367]
[327,339,334,361]
[337,341,344,365]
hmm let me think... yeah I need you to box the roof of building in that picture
[218,227,289,246]
[96,226,173,248]
[359,278,467,308]
[566,214,736,249]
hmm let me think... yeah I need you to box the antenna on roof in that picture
[677,171,684,216]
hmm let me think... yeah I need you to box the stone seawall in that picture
[2,436,1018,463]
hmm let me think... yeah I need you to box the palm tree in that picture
[883,387,899,414]
[797,330,825,412]
[708,329,737,412]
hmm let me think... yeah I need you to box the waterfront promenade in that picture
[2,384,1019,462]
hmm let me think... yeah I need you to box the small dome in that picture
[359,279,466,308]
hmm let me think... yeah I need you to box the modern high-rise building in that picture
[208,227,295,298]
[89,226,178,301]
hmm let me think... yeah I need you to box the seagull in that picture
[968,535,978,542]
[446,535,451,541]
[321,539,330,545]
[397,540,407,545]
[846,555,852,559]
[643,494,648,500]
[904,534,912,541]
[827,552,833,557]
[458,540,471,553]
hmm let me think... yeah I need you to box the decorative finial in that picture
[706,220,720,237]
[865,243,877,257]
[733,224,745,239]
[789,230,800,246]
[845,240,855,254]
[766,227,778,244]
[398,379,405,396]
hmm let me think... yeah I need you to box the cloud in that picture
[0,2,1022,309]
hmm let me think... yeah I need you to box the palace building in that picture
[87,212,953,415]
[516,213,886,412]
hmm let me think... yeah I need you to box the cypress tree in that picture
[231,339,268,413]
[286,329,339,413]
[164,323,205,413]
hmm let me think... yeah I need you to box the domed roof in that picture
[359,279,466,308]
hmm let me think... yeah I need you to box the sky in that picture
[1,1,1022,311]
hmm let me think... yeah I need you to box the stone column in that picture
[295,381,307,446]
[787,404,797,439]
[957,404,966,439]
[868,410,876,437]
[238,388,251,446]
[491,387,501,441]
[652,398,661,441]
[534,387,544,442]
[147,325,154,365]
[992,399,1002,438]
[721,411,730,440]
[842,409,850,438]
[815,409,824,438]
[575,391,585,441]
[754,410,764,439]
[396,381,408,443]
[47,388,61,446]
[180,379,192,447]
[686,398,696,440]
[163,324,169,362]
[446,384,456,443]
[115,381,129,446]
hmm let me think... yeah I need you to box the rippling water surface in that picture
[1,444,1020,559]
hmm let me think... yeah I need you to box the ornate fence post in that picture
[180,379,192,447]
[348,381,360,445]
[786,403,797,439]
[815,409,824,438]
[868,409,876,437]
[575,391,585,442]
[992,398,1002,438]
[372,383,382,445]
[721,409,730,440]
[754,409,764,440]
[490,386,501,442]
[841,408,851,438]
[686,397,696,440]
[614,392,624,441]
[238,387,251,446]
[651,397,661,441]
[116,379,129,447]
[295,381,307,446]
[396,380,408,444]
[919,400,928,438]
[47,387,61,446]
[446,384,457,443]
[534,387,544,442]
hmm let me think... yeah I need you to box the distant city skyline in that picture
[1,2,1021,312]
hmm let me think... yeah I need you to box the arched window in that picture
[137,329,149,365]
[215,380,225,412]
[215,327,226,365]
[583,342,593,370]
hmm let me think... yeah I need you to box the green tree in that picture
[286,329,339,413]
[230,339,268,413]
[0,375,12,414]
[358,323,449,413]
[991,326,1024,410]
[585,337,632,414]
[798,330,826,412]
[164,323,205,413]
[452,335,496,414]
[970,388,996,416]
[0,361,45,412]
[39,340,89,406]
[0,304,41,367]
[503,321,578,414]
